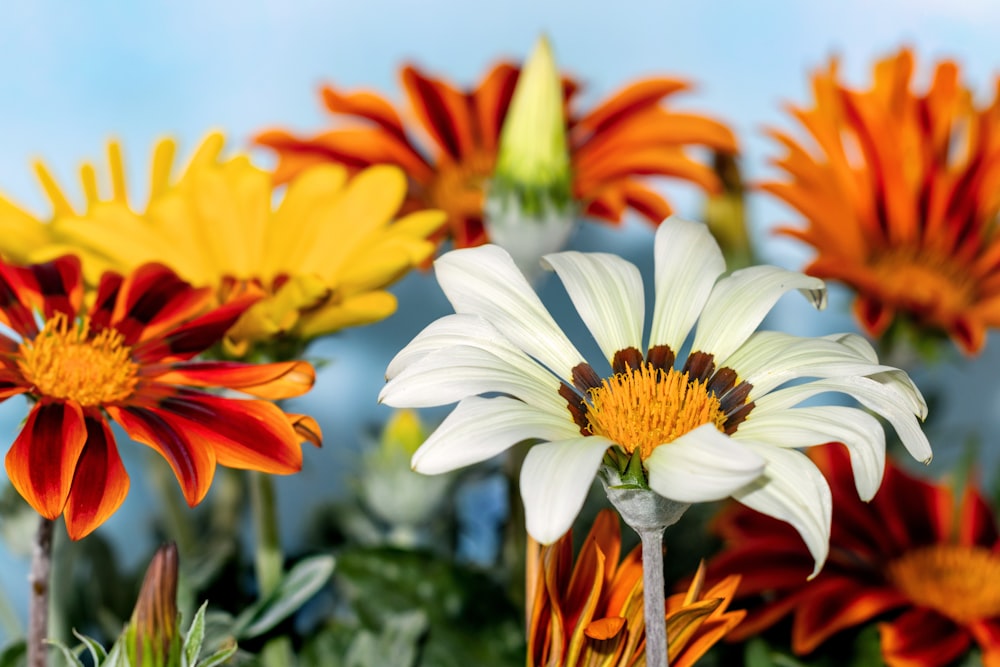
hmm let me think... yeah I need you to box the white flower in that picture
[380,217,930,575]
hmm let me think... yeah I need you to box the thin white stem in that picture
[28,516,54,667]
[639,526,668,667]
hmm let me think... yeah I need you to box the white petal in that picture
[734,406,885,501]
[435,245,584,376]
[751,377,932,464]
[520,437,613,544]
[692,266,826,362]
[542,251,644,363]
[731,443,832,578]
[386,314,513,379]
[379,344,566,415]
[411,396,582,474]
[645,424,765,503]
[648,217,726,353]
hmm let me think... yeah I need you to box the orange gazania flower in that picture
[255,62,737,248]
[705,445,1000,667]
[763,48,1000,354]
[0,255,320,540]
[529,509,744,667]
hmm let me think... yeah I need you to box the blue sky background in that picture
[1,0,999,640]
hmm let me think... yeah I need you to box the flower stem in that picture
[639,525,668,667]
[27,516,54,667]
[249,472,293,667]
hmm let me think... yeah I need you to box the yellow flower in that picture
[1,133,445,358]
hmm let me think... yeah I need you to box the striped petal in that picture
[412,395,581,474]
[63,413,130,540]
[152,360,315,400]
[734,405,885,501]
[434,244,584,379]
[521,437,613,544]
[731,443,832,578]
[542,251,644,363]
[645,424,765,503]
[693,266,826,363]
[648,218,726,352]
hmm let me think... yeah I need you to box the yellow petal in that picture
[294,290,398,339]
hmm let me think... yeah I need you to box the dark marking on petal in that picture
[558,383,589,434]
[683,351,716,383]
[720,380,754,416]
[571,362,603,393]
[707,367,738,397]
[645,344,675,371]
[724,401,755,434]
[612,347,643,374]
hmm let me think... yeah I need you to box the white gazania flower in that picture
[380,217,931,575]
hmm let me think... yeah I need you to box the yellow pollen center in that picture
[18,314,138,407]
[429,150,495,223]
[888,544,1000,623]
[585,364,727,459]
[873,248,977,324]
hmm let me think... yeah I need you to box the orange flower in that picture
[705,445,1000,667]
[763,48,1000,354]
[528,509,743,667]
[0,255,320,539]
[255,62,737,248]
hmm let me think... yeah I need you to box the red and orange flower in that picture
[256,61,737,248]
[0,255,320,539]
[529,509,744,667]
[763,48,1000,354]
[706,445,1000,667]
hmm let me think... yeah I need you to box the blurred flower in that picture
[706,445,1000,666]
[763,48,1000,354]
[702,151,752,269]
[528,509,743,667]
[255,51,737,249]
[126,543,180,666]
[0,134,444,358]
[380,217,930,572]
[0,255,320,539]
[360,410,454,547]
[485,36,574,277]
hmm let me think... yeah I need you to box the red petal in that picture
[880,608,970,667]
[4,400,87,519]
[111,263,219,346]
[150,360,316,400]
[88,271,125,331]
[321,85,409,141]
[401,65,476,160]
[106,405,216,506]
[0,261,41,337]
[20,256,84,320]
[791,576,907,653]
[572,78,690,136]
[63,412,130,539]
[969,619,1000,666]
[152,392,304,474]
[472,63,519,153]
[958,480,999,547]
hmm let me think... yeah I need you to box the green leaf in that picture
[71,628,108,664]
[344,610,427,667]
[43,640,85,667]
[232,555,335,640]
[0,640,25,667]
[847,624,885,667]
[103,636,131,667]
[745,638,776,667]
[182,602,209,667]
[196,643,238,667]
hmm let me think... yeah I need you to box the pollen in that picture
[888,544,1000,623]
[18,313,138,406]
[584,363,727,459]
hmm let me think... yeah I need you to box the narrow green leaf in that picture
[104,636,131,667]
[182,602,209,667]
[71,628,108,663]
[43,640,85,667]
[197,643,238,667]
[233,555,335,639]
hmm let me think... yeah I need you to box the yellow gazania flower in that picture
[0,133,445,358]
[528,509,744,667]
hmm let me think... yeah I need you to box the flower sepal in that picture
[601,465,689,533]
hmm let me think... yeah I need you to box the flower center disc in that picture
[18,314,138,406]
[888,544,1000,623]
[873,248,976,325]
[429,150,495,224]
[585,363,727,459]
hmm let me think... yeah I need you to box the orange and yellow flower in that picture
[0,255,320,539]
[255,60,737,248]
[705,445,1000,667]
[763,48,1000,354]
[529,509,744,667]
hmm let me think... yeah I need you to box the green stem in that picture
[249,472,293,666]
[28,516,54,667]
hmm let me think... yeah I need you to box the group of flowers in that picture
[0,38,997,667]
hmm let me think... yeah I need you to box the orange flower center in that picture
[585,363,727,459]
[18,313,138,406]
[888,544,1000,623]
[872,248,977,326]
[428,150,495,223]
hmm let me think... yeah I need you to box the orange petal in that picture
[63,413,130,539]
[287,413,322,448]
[401,64,476,160]
[472,63,519,153]
[573,78,690,135]
[584,616,626,640]
[321,85,408,140]
[152,360,316,400]
[5,400,87,519]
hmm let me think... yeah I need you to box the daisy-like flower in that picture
[529,509,744,667]
[0,254,320,539]
[763,48,1000,354]
[380,217,930,573]
[706,445,1000,667]
[0,134,444,358]
[255,59,737,248]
